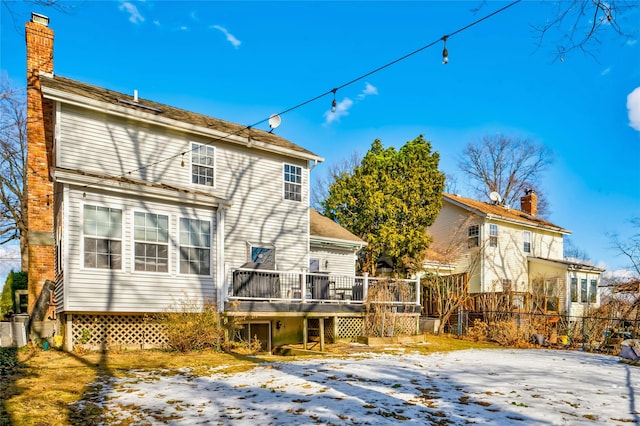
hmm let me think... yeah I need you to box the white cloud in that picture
[627,86,640,131]
[324,97,353,125]
[180,26,189,31]
[153,20,160,26]
[119,1,145,24]
[0,244,21,284]
[357,82,379,100]
[211,25,241,49]
[627,39,638,46]
[600,67,611,76]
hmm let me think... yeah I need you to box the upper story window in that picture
[570,277,578,302]
[134,212,169,273]
[468,225,479,248]
[83,205,122,269]
[589,279,597,303]
[523,230,531,253]
[489,224,498,247]
[191,142,215,187]
[284,163,302,201]
[179,218,211,275]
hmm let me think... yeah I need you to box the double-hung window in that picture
[134,212,169,272]
[191,142,215,187]
[489,224,498,247]
[468,225,479,248]
[83,205,122,269]
[284,163,302,201]
[523,231,531,253]
[179,218,211,275]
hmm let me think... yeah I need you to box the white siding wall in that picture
[63,186,217,313]
[56,104,311,312]
[428,203,482,292]
[309,246,357,276]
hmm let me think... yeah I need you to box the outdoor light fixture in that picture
[331,88,337,113]
[31,12,49,26]
[441,35,449,64]
[276,321,282,330]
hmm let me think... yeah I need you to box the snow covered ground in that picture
[85,348,639,425]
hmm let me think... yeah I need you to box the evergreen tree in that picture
[322,136,445,276]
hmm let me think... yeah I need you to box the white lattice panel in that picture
[336,317,363,339]
[72,314,167,349]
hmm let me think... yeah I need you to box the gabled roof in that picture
[39,74,323,162]
[310,209,366,248]
[443,193,570,234]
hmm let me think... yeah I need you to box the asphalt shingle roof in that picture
[40,75,321,160]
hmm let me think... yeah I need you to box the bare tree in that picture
[457,134,553,217]
[311,151,361,212]
[563,237,592,264]
[0,79,28,268]
[534,1,637,61]
[611,216,640,278]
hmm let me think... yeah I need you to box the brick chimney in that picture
[520,189,538,217]
[26,13,55,315]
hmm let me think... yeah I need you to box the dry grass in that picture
[0,335,497,426]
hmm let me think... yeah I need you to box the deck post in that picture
[300,272,307,302]
[319,318,325,352]
[363,273,369,301]
[415,277,420,306]
[303,317,308,350]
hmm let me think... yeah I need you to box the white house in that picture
[426,191,603,316]
[25,14,419,351]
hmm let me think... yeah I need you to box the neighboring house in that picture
[25,14,419,351]
[426,191,603,317]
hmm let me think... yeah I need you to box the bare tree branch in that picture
[0,78,28,267]
[457,134,553,217]
[533,0,637,61]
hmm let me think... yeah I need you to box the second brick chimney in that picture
[520,189,538,217]
[26,13,55,314]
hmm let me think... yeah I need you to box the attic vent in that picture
[116,98,162,113]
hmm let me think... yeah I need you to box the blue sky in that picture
[1,1,639,280]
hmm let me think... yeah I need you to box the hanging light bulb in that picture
[331,88,337,113]
[181,152,185,167]
[441,36,449,64]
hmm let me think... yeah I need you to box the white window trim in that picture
[131,210,171,275]
[178,216,213,277]
[80,200,125,271]
[282,162,303,202]
[190,142,216,189]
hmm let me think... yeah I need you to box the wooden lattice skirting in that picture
[71,314,168,350]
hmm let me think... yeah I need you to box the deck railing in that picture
[226,267,420,306]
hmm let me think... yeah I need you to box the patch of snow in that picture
[86,349,639,425]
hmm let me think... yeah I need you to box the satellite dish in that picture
[268,114,281,132]
[489,191,502,204]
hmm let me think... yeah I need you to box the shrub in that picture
[153,299,225,353]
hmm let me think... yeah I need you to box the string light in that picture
[31,0,521,203]
[331,89,337,113]
[441,35,449,64]
[181,152,185,167]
